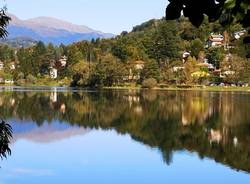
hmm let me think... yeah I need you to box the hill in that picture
[5,13,114,45]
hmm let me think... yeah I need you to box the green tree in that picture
[111,41,129,62]
[71,60,92,87]
[140,60,160,82]
[189,39,205,59]
[17,48,33,76]
[32,41,47,75]
[151,21,182,64]
[67,45,83,66]
[90,54,126,87]
[206,48,225,69]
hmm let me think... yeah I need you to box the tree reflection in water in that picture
[0,90,250,172]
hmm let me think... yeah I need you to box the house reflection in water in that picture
[209,129,222,144]
[50,88,58,103]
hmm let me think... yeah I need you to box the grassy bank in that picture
[104,85,250,92]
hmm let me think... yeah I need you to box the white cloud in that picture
[12,168,54,176]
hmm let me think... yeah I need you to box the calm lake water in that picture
[1,87,250,184]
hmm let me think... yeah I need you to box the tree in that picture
[32,41,47,75]
[17,48,34,76]
[165,0,250,46]
[89,54,126,87]
[0,5,13,161]
[184,56,198,83]
[166,0,249,28]
[71,60,92,87]
[0,8,10,37]
[140,60,160,82]
[0,45,15,62]
[142,78,158,89]
[0,120,12,159]
[41,43,57,75]
[206,48,225,69]
[221,55,248,83]
[111,40,129,62]
[67,45,83,66]
[151,21,182,64]
[189,39,205,59]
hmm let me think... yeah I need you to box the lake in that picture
[0,87,250,184]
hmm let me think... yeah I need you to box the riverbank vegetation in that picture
[0,17,249,88]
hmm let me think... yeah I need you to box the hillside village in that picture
[0,18,249,87]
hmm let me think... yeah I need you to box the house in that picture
[196,62,215,71]
[50,67,58,79]
[58,55,67,67]
[127,60,145,81]
[130,60,145,70]
[234,30,246,40]
[207,34,224,47]
[212,68,235,78]
[60,103,66,114]
[209,129,222,144]
[50,88,58,103]
[9,62,16,70]
[173,66,184,72]
[4,79,14,84]
[182,51,191,63]
[220,70,235,78]
[0,61,4,70]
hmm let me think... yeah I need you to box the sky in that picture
[4,0,168,34]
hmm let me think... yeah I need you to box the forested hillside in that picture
[0,17,249,87]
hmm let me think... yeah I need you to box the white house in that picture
[0,61,4,70]
[182,51,191,63]
[132,60,145,70]
[207,34,224,47]
[4,79,14,84]
[127,60,145,81]
[9,62,16,70]
[50,67,58,79]
[234,30,246,40]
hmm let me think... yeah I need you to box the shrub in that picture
[26,74,37,84]
[158,83,169,88]
[17,72,25,80]
[142,78,157,89]
[16,79,26,86]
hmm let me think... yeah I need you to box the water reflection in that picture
[0,89,250,173]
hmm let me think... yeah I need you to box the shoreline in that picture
[1,85,250,92]
[104,86,250,92]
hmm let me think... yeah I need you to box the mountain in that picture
[10,120,90,143]
[4,14,114,45]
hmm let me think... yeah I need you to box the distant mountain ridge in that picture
[4,13,114,45]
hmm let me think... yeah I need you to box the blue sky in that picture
[4,0,167,34]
